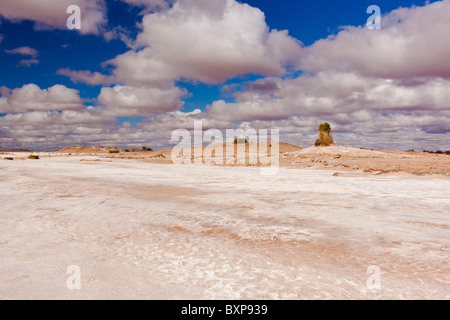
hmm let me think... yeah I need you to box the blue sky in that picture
[0,0,433,105]
[0,0,449,150]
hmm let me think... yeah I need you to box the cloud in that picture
[0,108,113,126]
[102,26,136,48]
[2,0,450,152]
[98,83,186,117]
[0,106,176,151]
[299,0,450,79]
[57,68,116,86]
[4,46,39,57]
[5,47,40,66]
[121,0,174,12]
[203,69,450,151]
[109,0,302,85]
[18,59,40,67]
[139,107,450,151]
[0,86,10,97]
[247,109,450,151]
[200,0,449,151]
[0,84,84,113]
[0,121,169,151]
[138,108,235,131]
[2,108,449,151]
[0,0,106,34]
[207,72,450,123]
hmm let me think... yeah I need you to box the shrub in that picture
[28,155,39,159]
[5,157,14,160]
[151,153,166,158]
[318,122,331,133]
[124,149,130,152]
[233,137,248,144]
[423,150,450,154]
[109,150,120,154]
[315,122,334,147]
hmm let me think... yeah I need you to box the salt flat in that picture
[0,156,449,299]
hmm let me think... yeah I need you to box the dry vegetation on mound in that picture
[315,122,334,147]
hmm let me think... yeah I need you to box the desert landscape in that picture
[1,0,450,302]
[1,143,449,299]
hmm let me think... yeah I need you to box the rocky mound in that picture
[58,146,111,153]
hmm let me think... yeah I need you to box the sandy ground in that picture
[12,143,447,176]
[0,147,449,299]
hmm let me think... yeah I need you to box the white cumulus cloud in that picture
[98,83,186,117]
[0,84,84,113]
[299,0,450,79]
[109,0,302,85]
